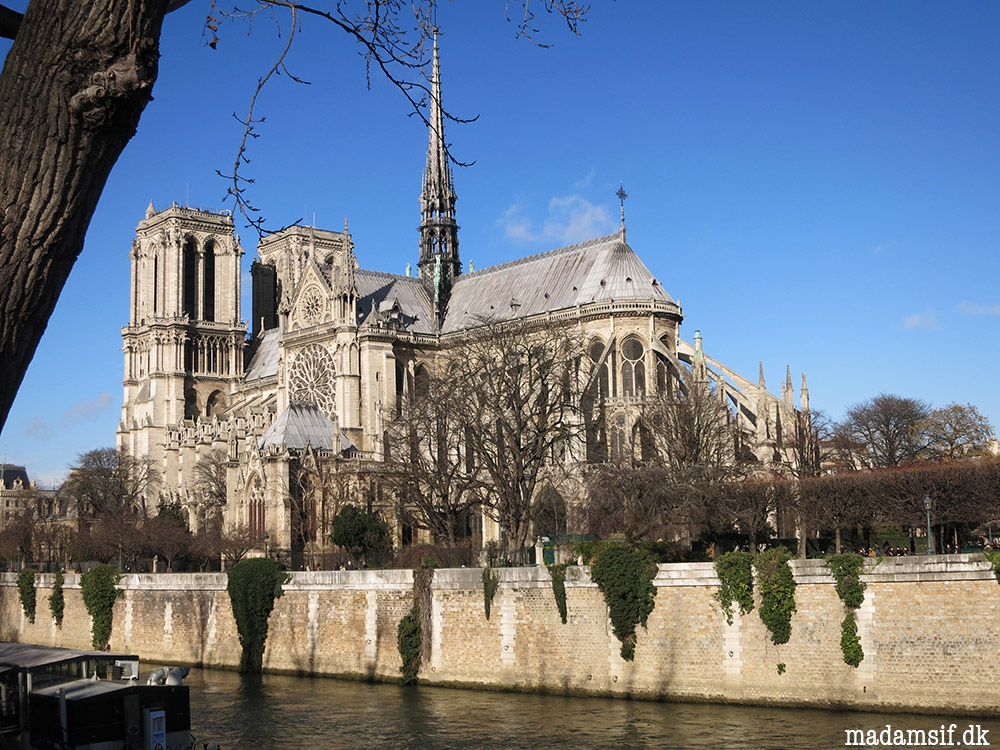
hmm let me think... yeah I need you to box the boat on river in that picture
[0,643,191,750]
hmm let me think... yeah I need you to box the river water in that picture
[185,668,999,750]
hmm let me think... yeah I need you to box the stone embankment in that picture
[2,555,996,716]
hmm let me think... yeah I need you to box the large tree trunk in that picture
[0,0,170,429]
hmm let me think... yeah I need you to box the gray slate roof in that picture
[355,269,436,334]
[441,234,673,333]
[245,328,280,381]
[258,402,338,450]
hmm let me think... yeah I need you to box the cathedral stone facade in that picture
[117,36,808,565]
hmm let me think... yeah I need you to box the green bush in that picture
[755,548,796,645]
[826,554,866,609]
[226,558,288,673]
[840,613,863,667]
[80,564,123,650]
[49,570,65,628]
[397,605,422,685]
[827,553,866,667]
[548,564,568,624]
[17,569,36,624]
[591,545,658,661]
[482,567,499,620]
[330,504,392,564]
[714,550,754,625]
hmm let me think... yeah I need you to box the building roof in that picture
[441,233,674,333]
[258,402,338,450]
[0,464,29,490]
[355,269,436,334]
[245,328,280,381]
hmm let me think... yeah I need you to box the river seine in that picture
[185,668,999,750]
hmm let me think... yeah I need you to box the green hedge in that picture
[81,564,123,650]
[591,545,658,661]
[226,558,288,673]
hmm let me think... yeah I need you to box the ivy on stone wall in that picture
[80,564,123,650]
[840,613,863,667]
[397,605,421,685]
[49,570,65,628]
[591,545,658,661]
[398,564,435,685]
[548,564,569,624]
[17,569,36,623]
[482,567,499,620]
[226,558,288,674]
[827,553,866,667]
[713,551,755,625]
[754,548,796,646]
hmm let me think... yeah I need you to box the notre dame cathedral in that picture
[117,35,809,564]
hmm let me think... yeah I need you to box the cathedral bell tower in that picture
[417,30,460,325]
[118,203,246,464]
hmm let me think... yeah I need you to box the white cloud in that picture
[903,309,941,331]
[543,195,614,245]
[957,301,1000,316]
[61,392,113,426]
[500,203,537,242]
[500,192,616,247]
[23,417,54,440]
[870,243,888,255]
[573,169,596,190]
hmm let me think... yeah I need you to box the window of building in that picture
[621,337,645,398]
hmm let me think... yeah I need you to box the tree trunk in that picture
[0,0,170,429]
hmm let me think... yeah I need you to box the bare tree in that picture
[585,464,684,544]
[835,394,931,468]
[0,0,589,432]
[920,402,994,461]
[192,448,229,531]
[218,523,257,566]
[453,321,582,561]
[382,363,482,547]
[62,448,158,520]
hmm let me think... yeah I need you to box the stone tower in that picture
[118,203,246,469]
[416,31,460,324]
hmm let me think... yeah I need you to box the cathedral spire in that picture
[418,28,460,322]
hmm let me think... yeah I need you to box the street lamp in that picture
[923,496,934,555]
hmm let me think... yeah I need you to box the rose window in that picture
[289,344,336,417]
[297,286,325,325]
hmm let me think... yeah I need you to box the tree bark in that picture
[0,0,170,429]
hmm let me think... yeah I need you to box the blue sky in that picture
[1,1,998,487]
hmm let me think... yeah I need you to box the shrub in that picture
[80,564,123,650]
[591,545,658,661]
[548,564,568,624]
[755,547,796,645]
[840,613,863,667]
[226,558,288,673]
[397,605,422,685]
[49,570,65,628]
[17,569,36,623]
[714,550,754,625]
[827,553,866,667]
[482,567,499,620]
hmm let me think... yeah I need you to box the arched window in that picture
[248,475,265,540]
[656,352,675,395]
[202,239,216,321]
[184,387,198,420]
[621,337,645,398]
[610,414,629,463]
[532,486,568,537]
[588,338,609,401]
[182,237,197,319]
[206,390,226,417]
[414,364,430,398]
